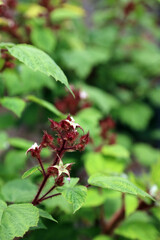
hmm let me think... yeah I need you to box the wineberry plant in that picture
[0,1,160,240]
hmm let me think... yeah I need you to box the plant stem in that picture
[32,140,66,206]
[53,140,66,165]
[102,194,155,235]
[38,185,56,202]
[32,174,49,206]
[39,193,61,202]
[37,156,46,177]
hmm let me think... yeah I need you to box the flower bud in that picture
[55,175,64,186]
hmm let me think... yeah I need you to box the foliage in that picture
[0,0,160,240]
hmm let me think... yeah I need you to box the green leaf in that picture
[125,195,139,217]
[81,85,119,114]
[0,200,6,224]
[27,95,63,117]
[39,208,57,223]
[24,4,47,18]
[117,133,133,150]
[22,166,39,179]
[133,143,159,166]
[0,43,72,94]
[102,145,130,159]
[151,160,160,188]
[1,179,37,203]
[4,150,27,178]
[59,179,87,213]
[3,66,55,96]
[118,102,153,130]
[148,87,160,106]
[84,152,128,176]
[0,112,15,130]
[0,132,8,151]
[0,200,39,240]
[63,185,87,213]
[110,64,142,84]
[51,5,84,21]
[61,47,110,79]
[88,175,153,200]
[8,137,33,150]
[42,193,73,214]
[31,27,56,53]
[115,212,159,240]
[0,97,26,117]
[93,235,112,240]
[83,188,108,208]
[0,42,14,48]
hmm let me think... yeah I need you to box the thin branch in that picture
[103,193,125,235]
[38,185,56,202]
[39,193,61,202]
[102,194,155,235]
[37,156,46,177]
[32,174,49,206]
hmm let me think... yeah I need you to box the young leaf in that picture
[0,200,39,240]
[26,95,64,117]
[22,166,39,179]
[39,208,57,223]
[62,185,87,213]
[59,179,87,213]
[0,97,26,117]
[0,43,72,94]
[88,175,153,200]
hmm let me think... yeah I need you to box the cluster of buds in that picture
[27,115,89,187]
[100,116,116,145]
[55,87,91,115]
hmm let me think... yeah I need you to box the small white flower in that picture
[53,159,71,178]
[149,185,158,197]
[79,91,88,99]
[65,116,80,130]
[26,142,39,154]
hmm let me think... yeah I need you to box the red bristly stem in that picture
[32,141,66,206]
[53,140,66,165]
[37,185,56,202]
[32,174,50,206]
[39,193,61,202]
[37,155,46,177]
[101,194,155,235]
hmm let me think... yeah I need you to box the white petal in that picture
[80,91,88,99]
[26,142,39,154]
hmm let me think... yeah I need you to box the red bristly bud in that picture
[49,119,60,131]
[26,143,41,158]
[47,166,58,176]
[41,131,54,148]
[55,175,64,186]
[80,132,89,145]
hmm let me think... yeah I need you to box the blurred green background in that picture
[0,0,160,239]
